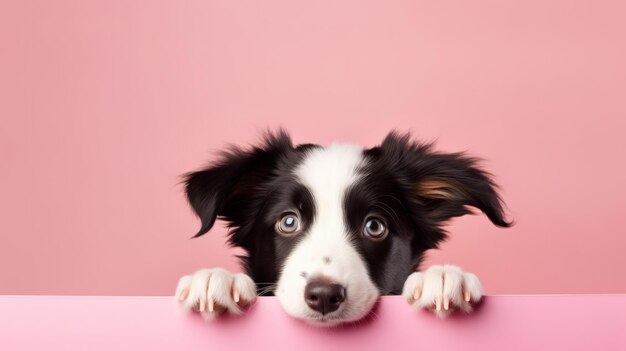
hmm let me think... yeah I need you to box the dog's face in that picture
[185,131,509,326]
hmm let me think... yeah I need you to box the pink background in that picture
[2,295,625,350]
[1,0,625,295]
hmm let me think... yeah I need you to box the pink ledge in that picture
[1,295,625,350]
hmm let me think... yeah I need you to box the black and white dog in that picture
[176,130,510,326]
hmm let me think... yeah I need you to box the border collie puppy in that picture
[176,130,510,326]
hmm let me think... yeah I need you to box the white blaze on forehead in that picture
[295,143,365,235]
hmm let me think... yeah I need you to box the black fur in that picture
[184,131,319,286]
[347,131,511,294]
[184,130,510,295]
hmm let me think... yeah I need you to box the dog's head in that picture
[185,130,510,326]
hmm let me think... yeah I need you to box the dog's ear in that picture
[184,130,294,238]
[379,132,512,227]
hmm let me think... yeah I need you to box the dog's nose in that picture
[304,281,346,315]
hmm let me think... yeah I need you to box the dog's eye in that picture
[363,217,388,240]
[276,213,301,235]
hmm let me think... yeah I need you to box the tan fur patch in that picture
[417,178,468,201]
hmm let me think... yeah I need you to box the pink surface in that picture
[1,295,625,350]
[1,0,626,295]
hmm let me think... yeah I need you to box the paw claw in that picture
[233,288,240,303]
[199,297,206,312]
[179,287,189,302]
[208,297,214,313]
[413,287,421,300]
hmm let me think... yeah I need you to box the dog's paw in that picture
[402,265,483,318]
[175,268,256,320]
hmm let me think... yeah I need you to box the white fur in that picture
[275,144,379,325]
[402,265,483,318]
[176,268,256,320]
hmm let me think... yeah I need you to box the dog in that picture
[175,130,510,326]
